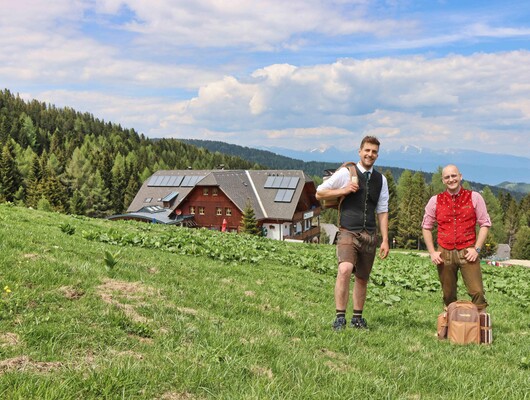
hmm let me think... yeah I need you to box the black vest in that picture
[339,167,383,233]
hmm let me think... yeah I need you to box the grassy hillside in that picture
[0,203,529,399]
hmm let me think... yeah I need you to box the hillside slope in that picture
[0,204,529,399]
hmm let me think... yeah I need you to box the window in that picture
[212,188,218,196]
[216,207,222,216]
[189,206,195,215]
[144,197,152,203]
[225,207,232,216]
[203,188,209,196]
[199,206,205,215]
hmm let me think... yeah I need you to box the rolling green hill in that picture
[1,203,529,398]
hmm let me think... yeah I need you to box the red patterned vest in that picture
[436,189,476,250]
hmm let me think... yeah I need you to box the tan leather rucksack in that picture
[437,300,481,344]
[320,162,358,210]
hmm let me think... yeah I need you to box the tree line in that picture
[0,89,258,217]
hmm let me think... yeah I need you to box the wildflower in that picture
[3,286,11,293]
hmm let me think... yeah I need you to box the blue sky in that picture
[1,0,530,159]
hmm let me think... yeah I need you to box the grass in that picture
[0,203,529,399]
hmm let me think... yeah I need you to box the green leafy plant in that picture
[103,250,121,271]
[60,223,76,235]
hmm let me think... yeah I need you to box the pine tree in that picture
[481,186,506,243]
[240,200,260,235]
[83,170,111,218]
[0,141,22,202]
[69,189,85,215]
[123,173,140,211]
[111,154,127,214]
[18,113,38,151]
[25,154,43,208]
[427,166,445,197]
[511,225,530,260]
[504,198,520,247]
[395,170,412,248]
[519,193,530,228]
[42,166,68,212]
[396,171,426,249]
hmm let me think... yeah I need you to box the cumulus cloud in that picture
[164,51,530,155]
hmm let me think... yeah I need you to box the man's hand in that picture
[429,251,443,265]
[343,181,359,194]
[379,241,389,259]
[464,247,479,262]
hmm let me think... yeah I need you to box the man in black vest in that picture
[316,136,390,330]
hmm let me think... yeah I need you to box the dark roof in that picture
[107,206,195,225]
[126,169,316,221]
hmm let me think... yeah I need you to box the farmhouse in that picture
[109,169,322,242]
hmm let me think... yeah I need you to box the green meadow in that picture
[0,203,528,399]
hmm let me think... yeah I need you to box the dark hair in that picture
[360,136,380,148]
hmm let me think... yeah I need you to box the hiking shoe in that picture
[332,316,347,331]
[350,316,368,329]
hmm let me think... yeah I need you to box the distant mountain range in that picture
[259,145,530,189]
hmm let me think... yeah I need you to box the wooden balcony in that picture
[283,226,320,242]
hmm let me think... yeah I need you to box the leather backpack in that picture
[437,300,481,344]
[320,162,358,210]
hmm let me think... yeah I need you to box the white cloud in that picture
[159,51,530,155]
[93,0,413,49]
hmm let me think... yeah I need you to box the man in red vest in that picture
[422,164,491,311]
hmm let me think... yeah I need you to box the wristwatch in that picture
[475,247,481,253]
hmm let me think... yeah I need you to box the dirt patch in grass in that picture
[319,348,356,372]
[59,285,85,300]
[158,392,199,400]
[0,356,62,374]
[111,349,145,359]
[0,332,20,347]
[250,365,274,380]
[177,307,198,315]
[23,253,38,260]
[97,278,157,323]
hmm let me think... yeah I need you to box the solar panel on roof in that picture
[181,176,193,186]
[264,175,300,189]
[168,176,183,186]
[274,189,295,203]
[188,176,200,186]
[280,176,291,188]
[264,176,275,188]
[160,176,171,186]
[148,175,185,187]
[287,177,299,189]
[150,175,164,186]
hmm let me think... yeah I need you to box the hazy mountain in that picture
[177,139,526,199]
[496,182,530,194]
[259,145,530,186]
